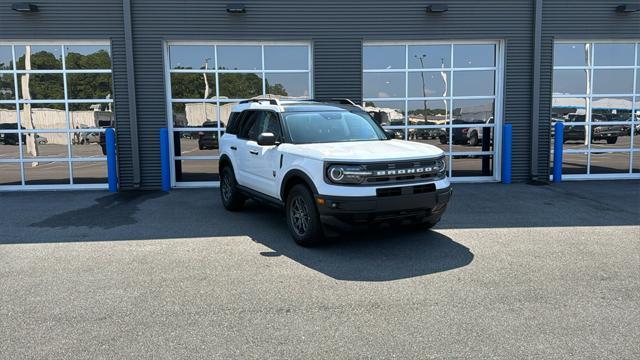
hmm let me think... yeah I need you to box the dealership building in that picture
[0,0,638,191]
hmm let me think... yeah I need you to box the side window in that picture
[225,112,240,135]
[247,111,283,142]
[237,111,258,139]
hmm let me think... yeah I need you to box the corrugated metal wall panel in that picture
[0,0,135,188]
[539,0,640,177]
[314,39,362,102]
[131,0,535,186]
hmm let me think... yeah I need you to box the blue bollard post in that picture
[553,122,563,183]
[502,124,512,184]
[160,128,170,192]
[106,128,118,192]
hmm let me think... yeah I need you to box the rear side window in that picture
[225,112,240,134]
[237,111,259,139]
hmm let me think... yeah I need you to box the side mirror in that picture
[257,132,278,146]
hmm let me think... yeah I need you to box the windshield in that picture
[283,111,388,144]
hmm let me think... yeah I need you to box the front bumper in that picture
[316,185,452,225]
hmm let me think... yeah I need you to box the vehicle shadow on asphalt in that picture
[253,219,474,281]
[14,190,475,281]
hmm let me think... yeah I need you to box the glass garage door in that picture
[0,42,114,190]
[551,41,640,179]
[165,42,312,187]
[362,41,504,181]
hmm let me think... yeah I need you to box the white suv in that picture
[219,99,452,246]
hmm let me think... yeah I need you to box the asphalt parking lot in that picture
[1,181,639,359]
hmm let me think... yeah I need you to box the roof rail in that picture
[327,98,359,106]
[239,98,280,105]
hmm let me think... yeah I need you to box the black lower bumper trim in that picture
[317,186,452,224]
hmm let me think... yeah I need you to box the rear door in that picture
[233,111,260,185]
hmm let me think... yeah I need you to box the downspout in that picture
[123,0,141,188]
[530,0,543,182]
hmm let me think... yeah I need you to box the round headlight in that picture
[326,165,371,184]
[329,167,344,181]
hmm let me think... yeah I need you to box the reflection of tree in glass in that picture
[0,75,13,100]
[266,82,288,97]
[219,73,262,98]
[17,50,61,69]
[65,50,111,69]
[15,51,114,101]
[67,73,111,99]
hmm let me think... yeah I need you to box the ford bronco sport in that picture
[219,99,452,246]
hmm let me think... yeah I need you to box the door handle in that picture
[230,146,237,151]
[249,150,259,155]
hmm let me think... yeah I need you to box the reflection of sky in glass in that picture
[170,45,214,70]
[363,72,405,98]
[363,46,404,69]
[593,69,634,94]
[0,46,13,70]
[264,46,308,70]
[453,71,494,96]
[594,43,635,66]
[553,69,588,95]
[453,44,495,68]
[409,45,451,69]
[553,43,589,67]
[217,45,261,70]
[408,71,449,97]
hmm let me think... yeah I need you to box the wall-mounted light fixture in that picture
[11,2,38,12]
[226,4,246,13]
[426,4,448,13]
[616,4,640,12]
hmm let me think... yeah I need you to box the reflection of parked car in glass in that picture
[197,121,225,150]
[0,124,24,145]
[35,135,48,144]
[559,114,621,144]
[464,118,494,146]
[368,109,407,139]
[438,119,488,145]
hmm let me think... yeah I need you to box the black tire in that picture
[439,135,448,144]
[606,137,617,145]
[468,131,479,146]
[285,184,324,246]
[220,166,245,211]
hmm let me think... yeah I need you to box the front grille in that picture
[362,158,442,185]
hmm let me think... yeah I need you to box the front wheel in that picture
[286,184,324,246]
[468,131,479,146]
[606,137,618,144]
[220,166,245,211]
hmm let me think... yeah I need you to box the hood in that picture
[280,139,444,162]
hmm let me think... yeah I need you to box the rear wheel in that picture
[606,137,618,144]
[220,166,245,211]
[286,184,324,246]
[439,135,448,144]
